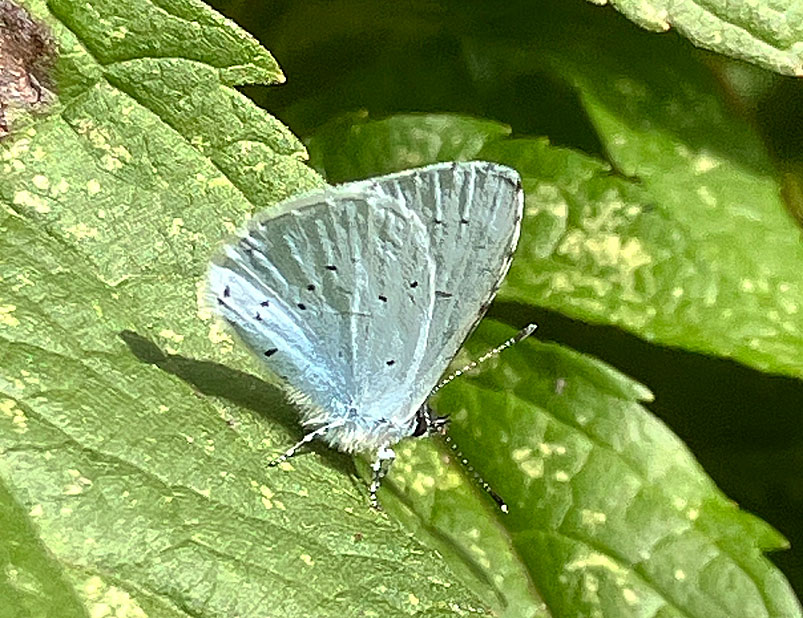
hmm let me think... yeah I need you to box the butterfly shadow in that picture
[118,330,357,479]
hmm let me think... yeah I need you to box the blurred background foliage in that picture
[210,0,803,598]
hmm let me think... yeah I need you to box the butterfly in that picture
[207,161,533,510]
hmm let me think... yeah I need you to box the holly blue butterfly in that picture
[207,161,535,510]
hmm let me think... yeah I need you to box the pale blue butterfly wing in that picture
[208,187,437,452]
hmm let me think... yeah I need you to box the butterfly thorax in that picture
[321,402,448,454]
[319,406,419,454]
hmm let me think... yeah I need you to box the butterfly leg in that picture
[369,444,396,510]
[268,422,342,467]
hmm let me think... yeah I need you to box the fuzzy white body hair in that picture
[284,384,417,453]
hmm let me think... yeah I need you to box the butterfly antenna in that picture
[430,323,537,395]
[439,430,509,513]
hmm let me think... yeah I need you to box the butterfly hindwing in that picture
[361,161,524,396]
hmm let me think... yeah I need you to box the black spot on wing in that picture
[264,348,277,357]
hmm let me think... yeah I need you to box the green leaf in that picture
[587,0,803,77]
[381,320,799,618]
[0,1,486,616]
[307,112,511,180]
[479,18,803,379]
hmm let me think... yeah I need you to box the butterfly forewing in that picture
[207,188,438,450]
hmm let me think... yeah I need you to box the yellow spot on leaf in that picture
[13,190,50,213]
[32,174,49,190]
[65,223,100,240]
[519,458,544,479]
[581,509,607,527]
[159,328,185,344]
[110,26,129,39]
[568,551,625,574]
[209,176,230,188]
[693,153,719,173]
[0,305,20,327]
[1,398,27,431]
[696,185,717,207]
[87,179,101,195]
[261,485,274,509]
[168,217,184,237]
[52,178,70,195]
[81,574,147,618]
[208,321,234,349]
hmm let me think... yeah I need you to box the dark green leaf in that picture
[588,0,803,77]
